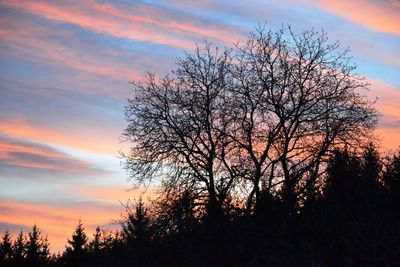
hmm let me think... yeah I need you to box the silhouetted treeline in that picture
[1,143,400,266]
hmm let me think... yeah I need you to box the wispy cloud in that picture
[0,198,124,253]
[0,119,118,155]
[0,185,151,253]
[368,79,400,125]
[365,79,400,150]
[318,0,400,36]
[0,15,142,81]
[1,0,242,49]
[0,133,106,174]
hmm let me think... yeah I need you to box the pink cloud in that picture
[319,0,400,36]
[366,79,400,150]
[1,0,241,50]
[0,134,105,174]
[369,79,400,119]
[0,19,142,82]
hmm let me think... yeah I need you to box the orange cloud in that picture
[368,79,400,119]
[375,128,400,152]
[365,79,400,150]
[0,184,156,253]
[0,199,124,253]
[0,120,118,156]
[319,0,400,35]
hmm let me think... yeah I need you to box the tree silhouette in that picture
[122,199,151,243]
[152,188,199,237]
[0,231,13,266]
[64,220,88,267]
[122,25,378,219]
[384,151,400,200]
[88,226,102,256]
[381,150,400,263]
[122,44,236,220]
[230,26,378,215]
[362,142,382,184]
[26,225,50,267]
[0,147,396,266]
[11,231,26,267]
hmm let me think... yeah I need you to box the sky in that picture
[0,0,399,253]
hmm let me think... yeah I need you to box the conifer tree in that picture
[384,152,400,195]
[360,143,386,213]
[64,220,88,266]
[384,152,400,221]
[88,226,101,256]
[362,142,382,184]
[101,229,118,252]
[0,231,13,266]
[12,231,26,267]
[122,199,151,242]
[26,225,50,267]
[326,149,361,200]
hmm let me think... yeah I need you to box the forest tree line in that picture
[1,143,400,266]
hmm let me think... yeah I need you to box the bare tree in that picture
[122,44,238,218]
[229,25,378,213]
[122,25,378,217]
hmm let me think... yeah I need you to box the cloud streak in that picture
[0,15,142,82]
[366,79,400,150]
[0,133,105,175]
[0,185,151,253]
[1,0,242,50]
[0,116,121,156]
[0,198,124,253]
[319,0,400,36]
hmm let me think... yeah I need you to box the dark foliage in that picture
[11,231,26,267]
[0,231,12,266]
[26,225,50,267]
[62,220,89,267]
[1,145,399,266]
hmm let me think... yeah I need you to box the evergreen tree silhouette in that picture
[11,231,26,267]
[122,199,151,243]
[316,146,395,265]
[64,220,88,267]
[384,151,400,203]
[362,143,382,183]
[26,225,50,267]
[382,151,400,263]
[88,226,101,256]
[101,229,119,252]
[0,231,13,266]
[153,189,197,237]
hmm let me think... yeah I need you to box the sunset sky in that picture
[0,0,399,253]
